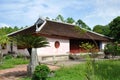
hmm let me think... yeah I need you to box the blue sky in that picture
[0,0,120,29]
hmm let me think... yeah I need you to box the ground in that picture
[0,64,60,80]
[0,60,81,80]
[0,64,27,80]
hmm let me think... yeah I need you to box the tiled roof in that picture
[38,20,110,41]
[8,18,111,41]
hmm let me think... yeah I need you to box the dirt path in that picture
[0,60,83,80]
[0,64,60,80]
[0,64,27,80]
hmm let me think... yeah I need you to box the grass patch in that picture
[0,58,29,70]
[48,64,85,80]
[94,60,120,80]
[20,77,30,80]
[20,60,120,80]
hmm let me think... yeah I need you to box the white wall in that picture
[37,37,69,56]
[1,43,29,56]
[12,45,29,56]
[1,43,11,54]
[1,37,69,56]
[101,41,108,50]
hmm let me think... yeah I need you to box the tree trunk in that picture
[0,50,3,64]
[27,48,39,76]
[27,48,32,56]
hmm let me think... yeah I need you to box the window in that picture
[54,41,60,48]
[1,44,6,49]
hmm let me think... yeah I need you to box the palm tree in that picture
[12,34,49,75]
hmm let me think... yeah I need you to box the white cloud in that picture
[83,0,120,27]
[0,0,120,28]
[0,0,87,20]
[0,23,10,27]
[0,0,66,23]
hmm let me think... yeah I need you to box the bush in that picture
[32,64,50,80]
[104,42,120,58]
[4,54,13,59]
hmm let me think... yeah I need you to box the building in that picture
[6,18,111,61]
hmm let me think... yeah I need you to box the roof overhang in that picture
[8,18,112,42]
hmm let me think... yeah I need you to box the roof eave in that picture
[7,17,46,37]
[7,25,34,36]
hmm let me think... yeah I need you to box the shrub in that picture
[32,64,50,80]
[104,42,120,58]
[4,54,13,59]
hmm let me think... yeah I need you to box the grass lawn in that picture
[20,60,120,80]
[0,57,29,70]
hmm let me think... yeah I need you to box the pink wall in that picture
[37,37,69,56]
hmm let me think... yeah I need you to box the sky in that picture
[0,0,120,29]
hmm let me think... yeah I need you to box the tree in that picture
[102,25,110,36]
[12,34,49,75]
[0,32,9,64]
[0,26,20,35]
[53,14,65,22]
[76,19,91,30]
[50,15,91,30]
[104,42,120,58]
[0,27,10,49]
[93,25,103,34]
[93,25,110,36]
[109,16,120,42]
[66,17,75,24]
[46,17,50,20]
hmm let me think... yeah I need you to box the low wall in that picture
[38,54,69,63]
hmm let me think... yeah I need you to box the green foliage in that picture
[94,60,120,80]
[20,77,30,80]
[80,42,95,52]
[109,16,120,42]
[104,42,120,57]
[66,17,75,24]
[0,26,21,53]
[85,55,97,80]
[74,26,87,35]
[103,25,110,36]
[76,19,91,30]
[79,42,98,80]
[93,25,110,36]
[0,26,20,35]
[53,14,65,22]
[4,54,13,59]
[0,57,29,70]
[93,25,103,33]
[0,35,9,46]
[32,64,50,80]
[20,60,120,80]
[12,34,49,55]
[12,34,49,49]
[51,14,91,30]
[49,60,120,80]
